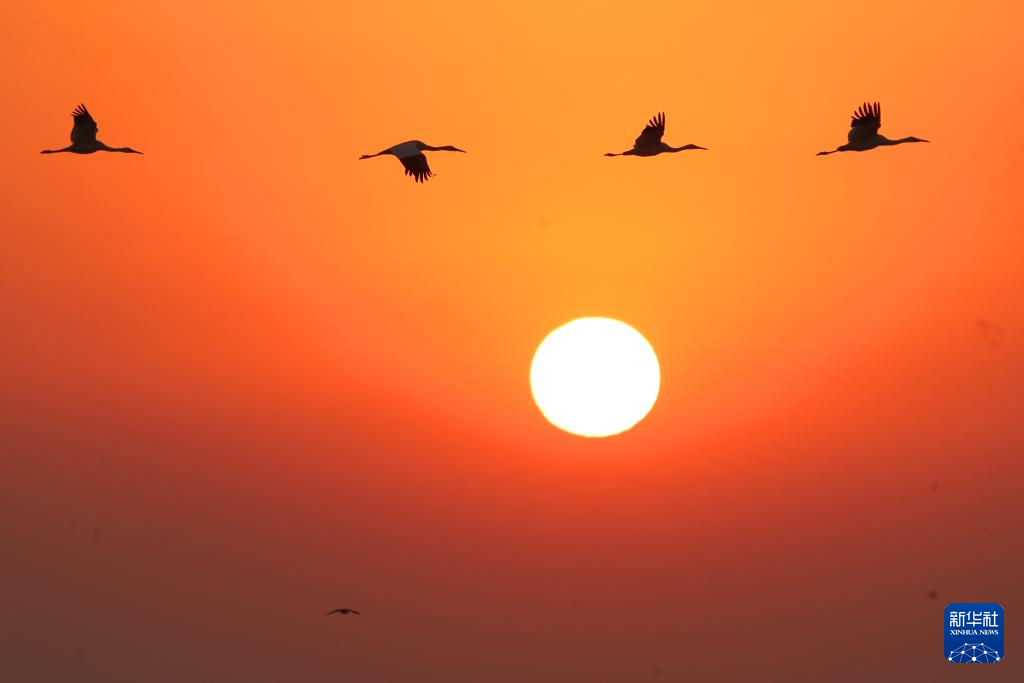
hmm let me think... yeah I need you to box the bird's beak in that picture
[695,145,708,150]
[358,154,370,159]
[455,148,467,153]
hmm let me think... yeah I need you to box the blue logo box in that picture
[945,603,1003,663]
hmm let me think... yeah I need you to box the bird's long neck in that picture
[666,144,705,152]
[419,143,462,152]
[98,142,141,154]
[877,136,923,147]
[41,146,73,154]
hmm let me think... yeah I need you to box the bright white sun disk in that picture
[530,318,660,437]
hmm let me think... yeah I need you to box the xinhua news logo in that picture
[945,603,1003,663]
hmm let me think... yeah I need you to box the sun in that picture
[530,318,660,437]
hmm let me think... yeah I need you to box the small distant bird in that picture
[41,104,143,155]
[359,140,465,183]
[326,608,362,616]
[976,317,1003,348]
[817,102,927,156]
[605,112,706,157]
[928,589,939,600]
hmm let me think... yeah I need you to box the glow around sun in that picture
[530,317,660,437]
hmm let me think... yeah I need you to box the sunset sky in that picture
[2,1,1022,680]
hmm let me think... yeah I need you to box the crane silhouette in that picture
[326,608,362,616]
[41,105,142,155]
[817,102,928,156]
[604,112,706,157]
[359,140,465,183]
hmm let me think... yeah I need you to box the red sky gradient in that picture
[1,1,1022,681]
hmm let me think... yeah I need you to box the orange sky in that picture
[2,1,1022,681]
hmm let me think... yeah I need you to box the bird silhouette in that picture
[604,112,706,157]
[41,105,143,155]
[359,140,465,182]
[817,102,927,156]
[976,317,1003,348]
[326,608,362,616]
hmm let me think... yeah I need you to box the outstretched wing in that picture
[71,104,98,145]
[849,102,881,134]
[400,153,433,183]
[634,112,666,147]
